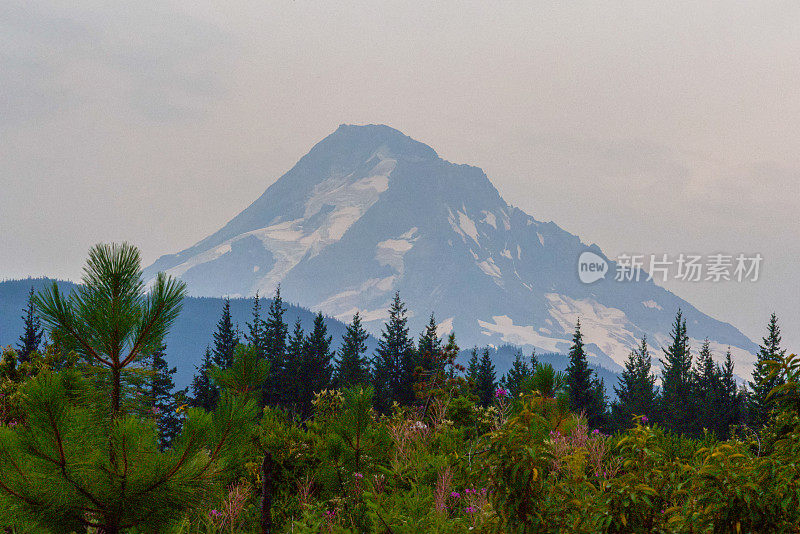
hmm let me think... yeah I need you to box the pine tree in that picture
[501,350,532,399]
[17,286,44,363]
[212,298,239,369]
[748,313,786,428]
[720,348,741,433]
[190,347,217,411]
[145,343,182,449]
[12,243,257,532]
[612,336,656,429]
[245,292,267,357]
[263,286,288,405]
[466,348,480,384]
[373,292,416,412]
[475,348,497,407]
[335,312,371,388]
[298,312,333,418]
[691,339,720,436]
[659,309,693,433]
[565,320,593,413]
[283,318,305,414]
[417,313,442,373]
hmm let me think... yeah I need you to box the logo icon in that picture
[578,251,608,284]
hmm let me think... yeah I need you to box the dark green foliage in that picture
[0,243,261,533]
[749,313,786,428]
[475,348,496,407]
[524,362,566,398]
[466,347,479,384]
[190,347,217,411]
[245,292,267,358]
[501,350,533,399]
[691,339,718,436]
[263,286,288,406]
[283,318,305,414]
[17,286,44,363]
[212,297,239,370]
[612,336,656,429]
[373,292,416,412]
[335,312,371,388]
[146,343,182,449]
[35,242,186,415]
[417,313,442,373]
[564,321,607,429]
[659,309,693,433]
[298,312,333,418]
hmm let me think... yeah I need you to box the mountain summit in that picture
[144,124,757,374]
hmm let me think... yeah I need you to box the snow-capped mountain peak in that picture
[144,124,757,376]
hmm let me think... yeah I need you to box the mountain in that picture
[143,124,758,376]
[0,278,367,387]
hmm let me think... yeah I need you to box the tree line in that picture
[9,261,790,444]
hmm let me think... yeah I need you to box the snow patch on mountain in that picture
[477,257,502,278]
[642,299,663,310]
[376,227,418,274]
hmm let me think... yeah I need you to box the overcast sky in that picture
[2,1,799,352]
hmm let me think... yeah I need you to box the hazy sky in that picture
[2,1,799,352]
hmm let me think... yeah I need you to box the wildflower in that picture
[354,472,363,479]
[210,509,221,517]
[450,491,461,498]
[642,415,649,423]
[465,506,477,513]
[494,387,508,399]
[592,429,600,435]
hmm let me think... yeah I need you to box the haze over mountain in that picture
[144,125,758,376]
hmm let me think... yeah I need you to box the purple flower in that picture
[210,509,221,517]
[642,415,649,423]
[465,506,477,513]
[450,491,461,498]
[354,472,363,479]
[494,387,508,398]
[592,429,600,435]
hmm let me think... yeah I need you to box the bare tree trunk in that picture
[260,452,277,534]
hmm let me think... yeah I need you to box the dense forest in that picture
[1,243,798,533]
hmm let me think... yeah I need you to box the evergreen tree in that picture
[190,347,216,411]
[659,309,693,433]
[565,320,606,428]
[283,318,305,414]
[501,350,532,399]
[417,313,442,373]
[612,336,656,429]
[466,347,480,385]
[475,348,497,407]
[245,292,267,357]
[263,286,288,405]
[748,313,786,428]
[11,243,257,532]
[335,312,371,388]
[373,292,416,412]
[145,343,182,449]
[720,348,742,432]
[212,298,239,369]
[692,339,719,436]
[299,312,333,418]
[17,286,44,363]
[565,320,593,413]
